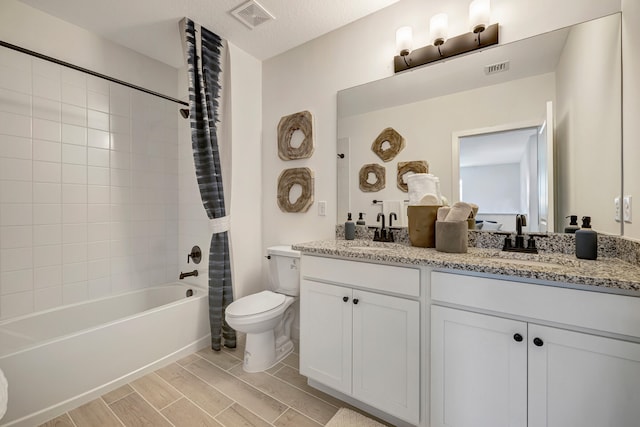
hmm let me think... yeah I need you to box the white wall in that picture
[262,0,622,252]
[622,0,640,240]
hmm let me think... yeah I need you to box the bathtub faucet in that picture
[179,270,199,280]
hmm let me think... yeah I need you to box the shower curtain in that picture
[182,18,236,350]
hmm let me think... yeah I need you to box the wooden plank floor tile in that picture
[130,372,181,410]
[38,413,75,427]
[109,392,172,427]
[273,365,348,408]
[161,397,223,427]
[102,384,135,404]
[197,347,243,370]
[215,403,272,427]
[274,408,323,427]
[68,398,122,427]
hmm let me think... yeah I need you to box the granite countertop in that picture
[292,239,640,295]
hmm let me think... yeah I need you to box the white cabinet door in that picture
[528,324,640,427]
[352,289,420,425]
[431,306,528,427]
[300,279,352,394]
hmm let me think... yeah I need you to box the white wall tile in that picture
[62,184,87,204]
[32,59,59,79]
[0,204,32,226]
[62,144,87,165]
[61,83,86,107]
[0,64,31,95]
[62,163,87,184]
[33,97,61,122]
[110,114,130,134]
[110,187,130,205]
[33,224,62,246]
[0,111,31,138]
[0,158,32,181]
[88,258,109,279]
[110,133,131,152]
[0,247,33,272]
[33,140,61,162]
[62,263,87,285]
[0,225,32,249]
[33,118,61,142]
[0,87,31,116]
[33,74,61,101]
[110,94,130,117]
[87,91,109,113]
[110,169,130,187]
[33,182,61,205]
[33,204,61,225]
[34,286,62,311]
[61,103,86,126]
[0,135,31,159]
[87,110,109,131]
[87,148,109,167]
[63,243,87,265]
[88,240,109,260]
[0,180,32,203]
[110,151,131,170]
[88,277,110,298]
[0,291,33,319]
[33,244,62,268]
[61,68,86,87]
[110,204,130,222]
[1,269,33,295]
[63,204,87,224]
[33,161,61,183]
[62,280,88,304]
[88,204,109,223]
[88,166,109,185]
[62,225,87,245]
[88,129,110,149]
[88,185,109,204]
[61,124,87,146]
[88,222,110,242]
[34,265,62,289]
[87,76,109,94]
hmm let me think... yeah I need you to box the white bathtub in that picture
[0,283,210,427]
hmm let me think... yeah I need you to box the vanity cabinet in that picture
[300,255,421,425]
[431,271,640,427]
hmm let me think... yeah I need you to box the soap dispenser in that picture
[575,216,597,260]
[564,215,580,233]
[345,212,355,240]
[356,212,366,226]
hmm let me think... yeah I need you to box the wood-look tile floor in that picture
[40,342,386,427]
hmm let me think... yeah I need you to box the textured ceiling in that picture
[18,0,401,68]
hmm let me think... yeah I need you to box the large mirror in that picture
[337,13,621,234]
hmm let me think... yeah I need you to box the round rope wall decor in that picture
[371,127,405,162]
[277,111,314,160]
[277,167,314,213]
[397,160,429,192]
[359,163,386,192]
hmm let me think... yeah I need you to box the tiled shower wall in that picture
[0,46,179,320]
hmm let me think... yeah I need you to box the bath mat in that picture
[325,408,387,427]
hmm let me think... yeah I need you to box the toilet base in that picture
[242,332,294,373]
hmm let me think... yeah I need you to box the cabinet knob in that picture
[533,337,544,347]
[353,298,359,305]
[513,333,523,342]
[343,296,349,302]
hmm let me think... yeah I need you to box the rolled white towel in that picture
[419,194,440,205]
[0,368,7,420]
[445,202,473,222]
[437,206,451,221]
[406,174,441,205]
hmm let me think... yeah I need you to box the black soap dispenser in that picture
[356,212,366,226]
[575,216,597,260]
[564,215,580,233]
[345,212,355,240]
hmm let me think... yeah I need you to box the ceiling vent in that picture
[231,0,275,29]
[484,60,510,75]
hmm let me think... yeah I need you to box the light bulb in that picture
[430,13,448,46]
[396,26,413,56]
[469,0,490,33]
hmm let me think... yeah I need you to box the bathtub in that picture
[0,283,210,427]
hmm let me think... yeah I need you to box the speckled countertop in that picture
[292,239,640,295]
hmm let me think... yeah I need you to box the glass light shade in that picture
[430,13,449,46]
[469,0,490,33]
[396,26,413,56]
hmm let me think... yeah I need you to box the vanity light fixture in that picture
[394,0,498,73]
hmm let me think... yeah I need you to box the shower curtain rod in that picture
[0,40,189,106]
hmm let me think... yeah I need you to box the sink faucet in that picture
[516,214,527,237]
[374,213,395,242]
[502,214,539,254]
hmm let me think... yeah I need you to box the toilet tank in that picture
[267,245,301,296]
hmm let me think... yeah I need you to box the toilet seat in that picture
[226,291,286,318]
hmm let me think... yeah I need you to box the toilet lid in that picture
[226,291,286,317]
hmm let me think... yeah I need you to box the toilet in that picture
[225,245,300,372]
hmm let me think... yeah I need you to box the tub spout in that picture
[179,270,198,280]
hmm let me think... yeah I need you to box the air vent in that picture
[231,0,275,29]
[484,60,510,75]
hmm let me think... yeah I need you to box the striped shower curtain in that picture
[183,18,236,350]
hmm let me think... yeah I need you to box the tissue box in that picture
[435,221,468,253]
[407,205,440,247]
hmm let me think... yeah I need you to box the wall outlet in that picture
[624,195,632,223]
[614,197,621,222]
[318,201,327,216]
